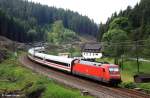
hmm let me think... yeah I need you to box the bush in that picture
[25,84,46,98]
[0,48,9,62]
[120,82,136,89]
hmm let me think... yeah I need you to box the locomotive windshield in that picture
[109,67,119,72]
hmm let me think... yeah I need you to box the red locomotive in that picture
[72,60,121,84]
[28,47,121,85]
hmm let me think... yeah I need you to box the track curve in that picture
[19,55,150,98]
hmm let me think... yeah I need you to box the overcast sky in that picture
[28,0,140,24]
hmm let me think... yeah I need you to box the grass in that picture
[43,82,90,98]
[0,52,92,98]
[121,60,150,82]
[120,60,150,92]
[96,57,114,63]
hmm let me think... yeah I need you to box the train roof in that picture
[45,54,74,64]
[28,47,44,53]
[79,60,103,66]
[28,47,74,64]
[36,52,74,64]
[32,47,45,51]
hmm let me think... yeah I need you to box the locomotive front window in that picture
[109,67,119,72]
[114,68,119,71]
[109,68,114,72]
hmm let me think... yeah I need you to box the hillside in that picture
[99,0,150,59]
[0,0,98,43]
[99,0,150,41]
[0,36,26,63]
[0,53,92,98]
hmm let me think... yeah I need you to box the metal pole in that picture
[135,41,140,73]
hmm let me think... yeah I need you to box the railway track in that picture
[19,55,150,98]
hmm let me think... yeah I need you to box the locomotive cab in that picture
[108,65,121,84]
[101,64,121,85]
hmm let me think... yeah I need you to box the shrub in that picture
[120,82,136,89]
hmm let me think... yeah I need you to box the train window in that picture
[45,59,69,67]
[109,67,119,72]
[109,68,114,72]
[34,56,43,60]
[114,68,119,71]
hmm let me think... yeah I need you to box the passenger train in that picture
[28,47,121,85]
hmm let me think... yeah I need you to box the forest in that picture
[99,0,150,61]
[0,0,150,60]
[99,0,150,41]
[0,0,98,42]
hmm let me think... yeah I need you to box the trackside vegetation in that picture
[119,60,150,93]
[0,52,92,98]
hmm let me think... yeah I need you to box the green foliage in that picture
[120,81,150,92]
[63,29,77,41]
[109,17,130,31]
[118,59,150,82]
[0,0,98,43]
[27,29,37,42]
[102,19,129,64]
[99,0,150,61]
[103,29,128,42]
[0,48,10,62]
[102,17,129,44]
[47,20,64,44]
[43,82,92,98]
[142,36,150,58]
[0,54,92,98]
[52,20,64,34]
[25,79,47,98]
[69,47,81,57]
[47,20,78,44]
[96,57,114,63]
[0,8,45,42]
[137,83,150,92]
[120,82,136,89]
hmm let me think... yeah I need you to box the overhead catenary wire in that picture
[101,39,150,47]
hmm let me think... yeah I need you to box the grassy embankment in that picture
[97,58,150,92]
[0,52,92,98]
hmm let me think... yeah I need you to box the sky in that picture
[28,0,140,24]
